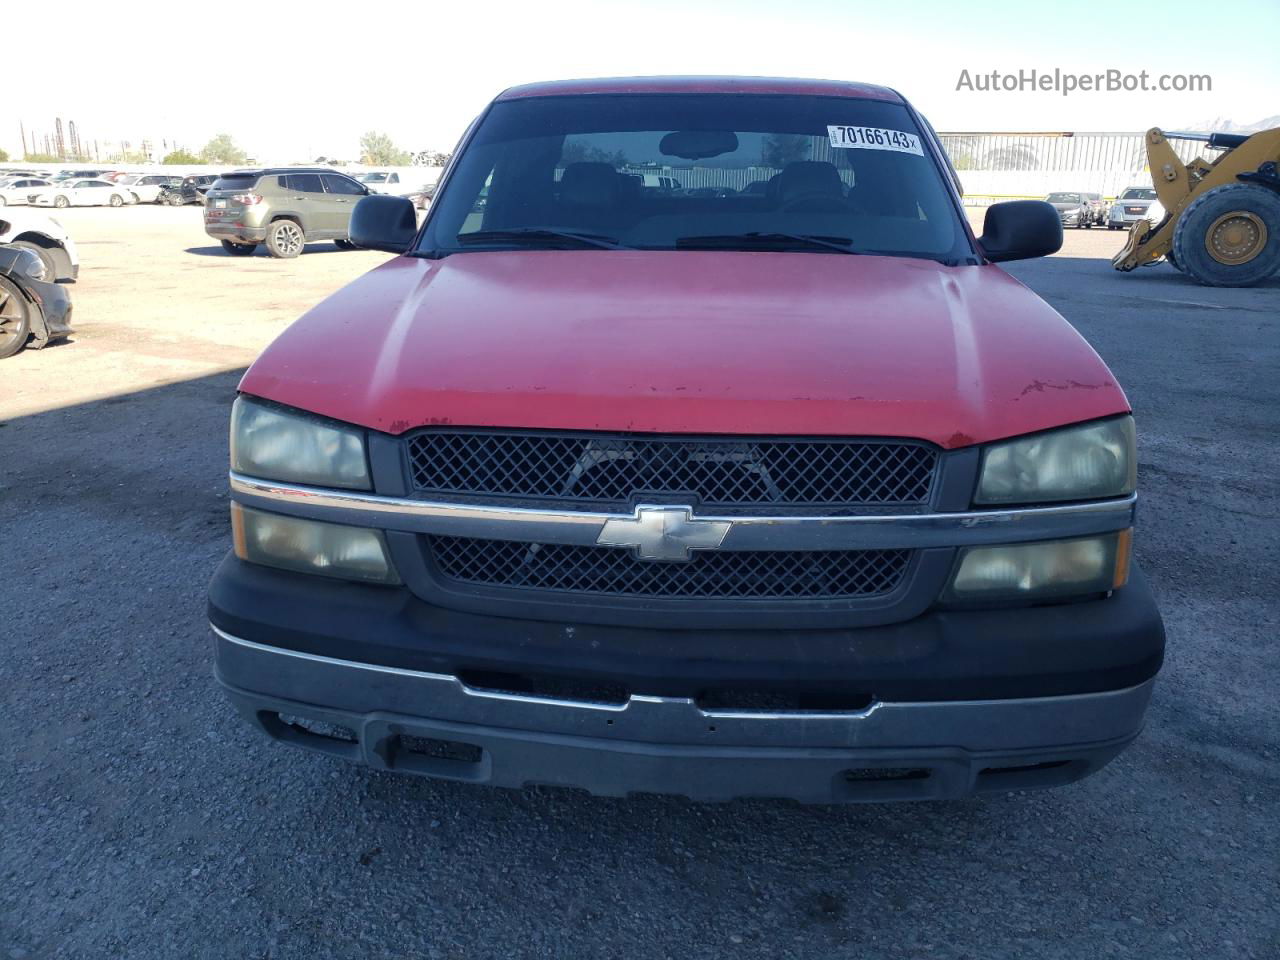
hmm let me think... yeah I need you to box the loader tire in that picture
[1171,183,1280,287]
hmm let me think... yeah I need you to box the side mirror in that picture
[978,200,1063,263]
[350,194,417,253]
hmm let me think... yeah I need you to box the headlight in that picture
[976,417,1135,505]
[230,396,370,490]
[232,504,399,584]
[944,531,1130,603]
[22,253,48,281]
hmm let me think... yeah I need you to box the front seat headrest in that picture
[559,162,620,206]
[775,161,844,204]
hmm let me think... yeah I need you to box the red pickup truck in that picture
[209,77,1163,803]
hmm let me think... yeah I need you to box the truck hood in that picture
[239,251,1128,449]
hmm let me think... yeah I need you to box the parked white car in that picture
[355,171,406,195]
[117,173,182,204]
[30,179,135,208]
[0,209,79,281]
[0,178,54,206]
[354,169,438,198]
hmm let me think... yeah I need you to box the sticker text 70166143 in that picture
[826,125,924,156]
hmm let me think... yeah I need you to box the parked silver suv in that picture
[203,168,371,258]
[1108,186,1159,230]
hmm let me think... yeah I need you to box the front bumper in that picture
[216,626,1152,803]
[25,275,74,346]
[209,555,1163,802]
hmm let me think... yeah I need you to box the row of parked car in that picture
[1045,187,1160,230]
[0,168,220,208]
[1,165,444,211]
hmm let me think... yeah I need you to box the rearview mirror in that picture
[978,200,1063,263]
[659,130,739,160]
[350,195,418,253]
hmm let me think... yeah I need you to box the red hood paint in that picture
[238,252,1129,448]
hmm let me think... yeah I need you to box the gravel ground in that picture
[1,210,1277,959]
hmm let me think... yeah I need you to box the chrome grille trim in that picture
[229,473,1137,552]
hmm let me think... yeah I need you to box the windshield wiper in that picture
[455,228,626,250]
[676,232,861,254]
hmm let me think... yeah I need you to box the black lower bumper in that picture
[216,651,1147,803]
[208,556,1163,801]
[204,224,268,243]
[207,555,1164,704]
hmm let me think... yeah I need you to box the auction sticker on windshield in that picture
[827,125,924,156]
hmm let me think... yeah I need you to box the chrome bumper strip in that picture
[212,626,1155,751]
[230,472,1136,552]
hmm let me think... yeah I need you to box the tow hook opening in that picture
[258,711,360,759]
[384,733,491,782]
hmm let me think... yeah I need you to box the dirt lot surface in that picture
[2,206,1277,959]
[5,205,394,418]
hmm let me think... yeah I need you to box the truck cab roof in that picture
[496,75,904,103]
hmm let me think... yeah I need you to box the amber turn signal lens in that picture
[1113,528,1133,589]
[229,502,399,584]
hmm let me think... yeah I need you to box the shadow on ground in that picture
[184,244,356,258]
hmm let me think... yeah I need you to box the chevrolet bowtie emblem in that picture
[596,505,730,562]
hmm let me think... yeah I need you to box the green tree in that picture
[24,152,60,163]
[162,148,201,165]
[360,131,412,166]
[199,134,247,165]
[0,147,9,162]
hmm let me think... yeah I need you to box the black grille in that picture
[406,431,937,507]
[428,536,910,600]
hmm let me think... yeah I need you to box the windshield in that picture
[1046,192,1081,202]
[1120,188,1157,200]
[420,94,970,262]
[358,172,390,183]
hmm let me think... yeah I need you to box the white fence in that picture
[936,131,1210,200]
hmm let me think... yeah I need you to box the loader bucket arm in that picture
[1112,126,1280,272]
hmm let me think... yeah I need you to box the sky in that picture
[4,0,1277,163]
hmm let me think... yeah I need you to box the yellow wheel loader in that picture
[1112,126,1280,287]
